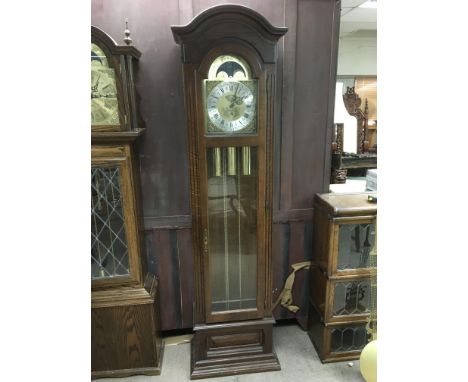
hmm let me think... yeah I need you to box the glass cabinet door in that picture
[91,145,142,289]
[337,222,376,270]
[332,279,371,316]
[91,165,130,279]
[330,324,368,354]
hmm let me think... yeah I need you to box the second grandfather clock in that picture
[172,5,287,379]
[91,25,163,379]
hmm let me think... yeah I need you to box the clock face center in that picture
[217,93,246,122]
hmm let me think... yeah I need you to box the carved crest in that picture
[343,86,362,116]
[343,86,369,154]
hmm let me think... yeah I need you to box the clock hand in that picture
[230,92,244,108]
[101,82,115,97]
[227,83,241,107]
[91,75,101,98]
[235,82,241,96]
[229,95,238,108]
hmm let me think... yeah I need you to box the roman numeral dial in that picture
[207,81,256,132]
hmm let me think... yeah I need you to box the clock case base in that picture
[91,274,164,379]
[91,364,163,380]
[190,318,280,379]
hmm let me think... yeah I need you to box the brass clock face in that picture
[206,81,256,132]
[91,43,120,126]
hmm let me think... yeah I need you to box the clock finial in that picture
[124,19,133,45]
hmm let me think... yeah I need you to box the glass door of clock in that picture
[206,146,258,314]
[201,53,265,323]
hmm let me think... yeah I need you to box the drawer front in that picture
[208,331,262,350]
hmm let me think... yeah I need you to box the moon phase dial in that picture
[205,80,257,134]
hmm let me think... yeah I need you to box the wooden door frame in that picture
[194,44,267,324]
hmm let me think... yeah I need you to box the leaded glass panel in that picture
[333,280,371,316]
[91,166,130,279]
[330,325,368,353]
[207,146,258,312]
[337,223,376,270]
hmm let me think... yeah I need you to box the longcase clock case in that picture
[91,26,163,379]
[171,5,287,379]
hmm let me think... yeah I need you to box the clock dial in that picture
[91,43,120,126]
[206,81,256,132]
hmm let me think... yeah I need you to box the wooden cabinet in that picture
[171,5,287,379]
[308,193,376,363]
[91,25,163,379]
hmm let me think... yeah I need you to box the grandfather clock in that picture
[172,5,287,379]
[91,25,163,379]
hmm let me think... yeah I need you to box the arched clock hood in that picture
[171,4,288,64]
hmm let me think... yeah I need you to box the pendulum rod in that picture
[222,148,230,309]
[237,147,242,307]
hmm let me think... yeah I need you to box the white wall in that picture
[337,37,377,76]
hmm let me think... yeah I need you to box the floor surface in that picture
[99,323,365,382]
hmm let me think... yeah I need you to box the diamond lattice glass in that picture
[91,166,130,279]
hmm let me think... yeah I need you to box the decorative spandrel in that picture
[91,43,120,126]
[337,223,376,270]
[207,146,258,312]
[330,325,368,353]
[204,55,257,135]
[333,280,371,316]
[91,166,129,279]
